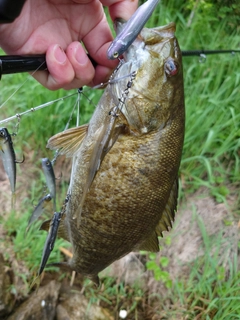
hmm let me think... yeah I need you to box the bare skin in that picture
[0,0,138,90]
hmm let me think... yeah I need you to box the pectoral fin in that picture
[47,124,88,157]
[75,118,125,227]
[40,219,70,242]
[77,113,125,227]
[46,262,73,272]
[88,123,124,184]
[155,177,178,237]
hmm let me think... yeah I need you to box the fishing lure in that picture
[0,127,23,207]
[107,0,160,59]
[36,194,70,277]
[42,158,56,211]
[27,194,52,230]
[38,211,62,275]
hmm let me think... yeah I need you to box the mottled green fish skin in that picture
[49,22,185,280]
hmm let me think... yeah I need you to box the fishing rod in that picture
[181,50,240,57]
[0,50,239,78]
[0,54,97,79]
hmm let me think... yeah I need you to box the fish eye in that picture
[113,52,119,58]
[164,58,179,77]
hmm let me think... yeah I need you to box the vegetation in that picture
[0,0,239,318]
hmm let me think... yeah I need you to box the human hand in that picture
[0,0,138,90]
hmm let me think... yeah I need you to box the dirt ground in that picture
[0,152,239,319]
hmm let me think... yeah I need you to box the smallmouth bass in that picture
[43,22,185,283]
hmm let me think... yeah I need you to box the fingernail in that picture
[54,46,66,64]
[75,44,88,65]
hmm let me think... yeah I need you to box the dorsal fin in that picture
[155,177,178,237]
[47,124,88,157]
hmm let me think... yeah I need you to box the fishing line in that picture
[76,71,137,111]
[0,92,78,125]
[0,73,134,126]
[0,61,46,110]
[76,88,81,127]
[12,115,21,136]
[51,89,82,165]
[0,47,134,126]
[90,71,136,90]
[63,91,81,131]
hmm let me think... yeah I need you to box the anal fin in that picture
[136,231,159,252]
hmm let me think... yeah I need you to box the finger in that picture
[33,44,75,90]
[100,0,139,21]
[83,38,119,86]
[82,15,118,67]
[65,41,95,88]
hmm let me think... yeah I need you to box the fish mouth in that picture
[122,22,176,62]
[109,22,177,106]
[150,22,176,36]
[107,21,181,134]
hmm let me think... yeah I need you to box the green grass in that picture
[2,211,68,270]
[0,0,239,317]
[153,215,240,319]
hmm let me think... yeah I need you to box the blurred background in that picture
[0,0,239,319]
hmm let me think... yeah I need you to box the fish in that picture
[43,21,185,284]
[41,158,56,211]
[27,193,52,230]
[0,127,23,207]
[107,0,160,59]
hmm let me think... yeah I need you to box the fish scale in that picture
[65,125,182,276]
[40,21,185,283]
